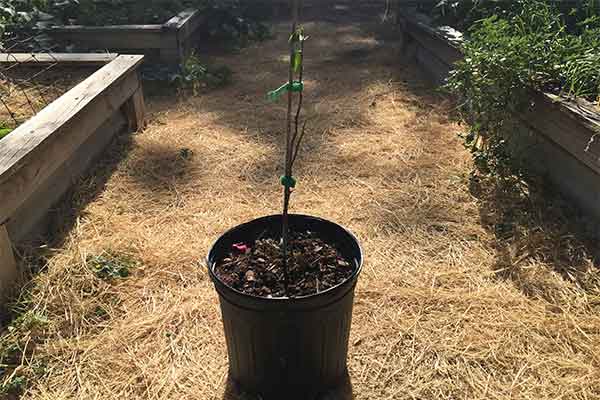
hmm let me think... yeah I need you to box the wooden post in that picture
[0,225,17,298]
[123,82,146,132]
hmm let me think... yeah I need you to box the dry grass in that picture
[0,66,94,130]
[2,18,600,400]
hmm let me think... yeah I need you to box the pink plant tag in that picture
[232,243,250,253]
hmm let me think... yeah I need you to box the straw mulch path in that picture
[3,19,600,400]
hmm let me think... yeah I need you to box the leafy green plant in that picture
[0,123,12,140]
[3,0,272,51]
[0,0,46,44]
[446,0,600,177]
[172,53,232,94]
[0,308,50,397]
[425,0,520,31]
[422,0,600,32]
[0,375,27,396]
[87,252,137,280]
[39,0,272,45]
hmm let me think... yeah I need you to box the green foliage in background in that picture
[42,0,272,44]
[422,0,600,32]
[0,0,47,41]
[446,0,600,177]
[172,53,232,93]
[2,0,272,57]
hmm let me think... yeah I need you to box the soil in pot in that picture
[214,230,356,298]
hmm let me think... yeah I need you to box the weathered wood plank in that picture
[47,28,166,50]
[0,53,118,65]
[0,55,144,225]
[527,124,600,223]
[47,24,163,33]
[0,225,17,298]
[401,11,463,67]
[8,111,127,242]
[123,85,146,132]
[416,45,452,85]
[165,9,196,29]
[166,9,206,41]
[43,8,205,64]
[523,92,600,176]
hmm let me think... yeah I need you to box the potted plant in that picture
[206,1,363,398]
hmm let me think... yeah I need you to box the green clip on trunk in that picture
[267,81,304,102]
[280,175,297,188]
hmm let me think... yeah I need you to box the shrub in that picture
[425,0,600,32]
[0,1,45,42]
[446,0,600,177]
[41,0,271,44]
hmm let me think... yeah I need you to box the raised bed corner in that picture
[0,54,145,296]
[45,9,205,65]
[398,9,600,222]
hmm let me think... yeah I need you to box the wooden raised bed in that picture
[0,52,118,65]
[44,9,204,65]
[398,10,600,222]
[0,54,145,296]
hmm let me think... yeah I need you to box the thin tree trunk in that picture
[282,0,300,296]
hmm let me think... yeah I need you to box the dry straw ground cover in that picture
[2,18,600,400]
[0,67,94,131]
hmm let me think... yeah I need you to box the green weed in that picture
[172,53,232,94]
[87,252,137,280]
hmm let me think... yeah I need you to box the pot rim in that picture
[206,214,363,304]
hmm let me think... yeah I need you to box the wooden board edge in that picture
[0,70,141,224]
[0,54,143,183]
[0,53,118,65]
[45,24,164,33]
[399,10,464,50]
[542,92,600,133]
[0,225,17,299]
[8,111,128,242]
[123,85,146,132]
[164,8,200,30]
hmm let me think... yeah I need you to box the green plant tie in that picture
[290,81,304,92]
[267,81,304,102]
[280,175,297,188]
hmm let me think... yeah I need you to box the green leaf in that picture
[0,128,12,139]
[292,51,302,73]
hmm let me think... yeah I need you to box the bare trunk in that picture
[282,0,300,296]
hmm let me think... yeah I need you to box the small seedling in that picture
[172,53,232,94]
[0,375,26,396]
[87,253,136,280]
[11,311,48,332]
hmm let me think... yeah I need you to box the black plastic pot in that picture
[207,214,363,400]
